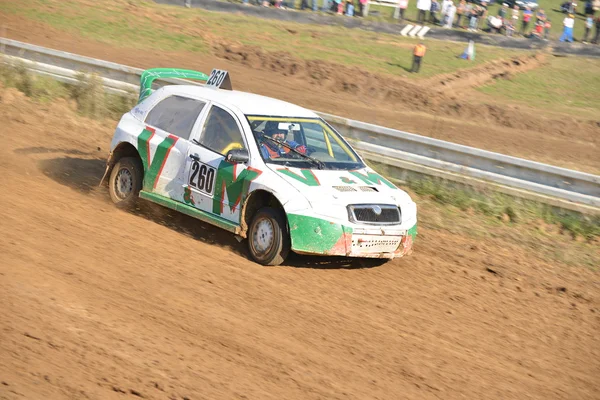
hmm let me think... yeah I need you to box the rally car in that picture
[100,68,417,265]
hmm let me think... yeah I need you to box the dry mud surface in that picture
[1,13,599,173]
[1,10,600,400]
[1,88,600,399]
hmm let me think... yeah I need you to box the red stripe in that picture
[310,170,320,186]
[152,135,179,190]
[145,126,156,168]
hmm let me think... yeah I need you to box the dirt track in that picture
[1,6,600,399]
[1,83,600,399]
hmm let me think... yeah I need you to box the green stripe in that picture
[137,131,178,191]
[408,223,417,239]
[277,168,320,186]
[287,213,351,254]
[140,191,240,234]
[349,171,396,189]
[137,128,153,170]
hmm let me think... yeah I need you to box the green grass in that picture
[365,161,600,268]
[0,60,137,119]
[406,176,600,241]
[2,0,525,78]
[477,55,600,119]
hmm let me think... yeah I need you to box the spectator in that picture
[561,1,575,13]
[531,20,544,38]
[398,0,409,20]
[462,1,473,28]
[430,0,440,24]
[594,0,600,16]
[560,13,575,42]
[441,0,452,19]
[536,8,546,25]
[544,18,552,39]
[477,4,487,30]
[469,5,479,31]
[417,0,431,23]
[585,0,594,15]
[357,0,367,16]
[498,3,508,19]
[445,1,456,28]
[346,0,354,15]
[594,15,600,43]
[456,0,466,27]
[521,6,532,35]
[411,42,427,73]
[505,18,515,36]
[583,14,594,42]
[512,5,520,31]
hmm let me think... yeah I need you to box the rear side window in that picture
[145,95,206,140]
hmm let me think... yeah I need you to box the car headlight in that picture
[309,201,349,221]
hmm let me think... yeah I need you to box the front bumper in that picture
[287,213,417,259]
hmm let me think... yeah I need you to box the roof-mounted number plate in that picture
[206,69,232,90]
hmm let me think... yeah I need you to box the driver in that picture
[259,123,307,159]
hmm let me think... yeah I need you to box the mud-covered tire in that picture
[248,207,290,266]
[108,157,143,209]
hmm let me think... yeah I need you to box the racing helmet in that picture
[264,121,287,137]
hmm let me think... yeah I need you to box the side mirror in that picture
[225,149,249,163]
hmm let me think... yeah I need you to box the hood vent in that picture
[333,186,379,193]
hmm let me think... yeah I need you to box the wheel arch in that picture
[239,189,286,238]
[99,142,143,186]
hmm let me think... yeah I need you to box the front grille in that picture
[359,186,378,192]
[347,204,401,225]
[333,186,378,193]
[333,186,357,192]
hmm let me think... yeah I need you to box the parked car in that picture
[503,0,539,10]
[467,0,497,7]
[101,68,418,266]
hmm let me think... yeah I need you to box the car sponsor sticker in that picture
[189,160,217,196]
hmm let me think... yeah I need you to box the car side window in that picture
[199,105,246,155]
[145,95,206,140]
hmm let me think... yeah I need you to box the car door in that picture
[143,95,207,200]
[184,103,257,224]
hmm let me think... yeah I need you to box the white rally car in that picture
[101,68,417,265]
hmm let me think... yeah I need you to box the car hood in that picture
[267,165,413,207]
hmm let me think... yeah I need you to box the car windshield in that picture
[247,116,365,171]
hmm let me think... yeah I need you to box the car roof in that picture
[161,85,318,118]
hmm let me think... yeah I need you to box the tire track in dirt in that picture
[422,53,547,94]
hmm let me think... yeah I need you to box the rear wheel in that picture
[108,157,143,209]
[248,207,290,266]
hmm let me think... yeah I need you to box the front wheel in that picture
[108,157,143,209]
[248,207,290,266]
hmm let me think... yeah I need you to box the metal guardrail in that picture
[2,38,599,213]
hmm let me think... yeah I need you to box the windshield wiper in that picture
[261,135,325,170]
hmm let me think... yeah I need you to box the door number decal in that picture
[189,161,216,195]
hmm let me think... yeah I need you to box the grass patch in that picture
[405,176,600,241]
[477,55,600,119]
[0,61,136,120]
[0,60,70,101]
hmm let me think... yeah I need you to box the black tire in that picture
[108,157,143,209]
[248,207,290,266]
